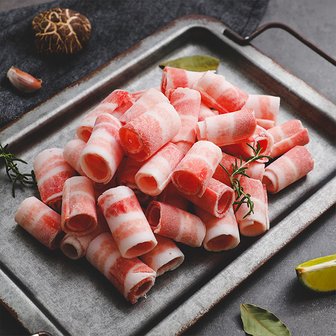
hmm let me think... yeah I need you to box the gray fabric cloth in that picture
[0,0,269,128]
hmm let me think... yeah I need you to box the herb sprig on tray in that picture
[220,143,271,218]
[0,144,36,197]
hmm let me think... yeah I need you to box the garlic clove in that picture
[7,66,42,93]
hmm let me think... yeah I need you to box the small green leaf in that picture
[240,304,291,336]
[159,55,220,71]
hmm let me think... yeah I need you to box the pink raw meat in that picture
[98,186,157,258]
[146,201,206,247]
[86,233,156,304]
[195,207,240,252]
[197,108,257,146]
[61,176,97,236]
[256,118,275,130]
[172,140,222,196]
[63,139,86,175]
[235,177,269,237]
[193,71,248,113]
[222,125,274,162]
[213,152,239,186]
[169,88,201,153]
[268,119,309,157]
[246,162,265,181]
[135,142,184,196]
[180,178,234,218]
[119,102,181,162]
[198,103,219,121]
[60,209,109,259]
[34,148,76,212]
[161,66,205,95]
[244,94,280,123]
[76,90,135,142]
[80,113,124,184]
[140,235,184,276]
[213,152,265,186]
[120,88,168,124]
[15,196,63,249]
[262,145,314,193]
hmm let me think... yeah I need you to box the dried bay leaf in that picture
[159,55,219,71]
[240,303,291,336]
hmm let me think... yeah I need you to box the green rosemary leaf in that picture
[219,143,272,218]
[0,144,37,197]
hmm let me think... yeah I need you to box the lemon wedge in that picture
[296,254,336,292]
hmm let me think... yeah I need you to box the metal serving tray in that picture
[0,16,335,336]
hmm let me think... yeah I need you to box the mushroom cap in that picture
[32,8,92,55]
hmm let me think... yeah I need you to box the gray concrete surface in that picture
[254,0,336,104]
[190,2,336,334]
[189,207,336,336]
[0,0,335,335]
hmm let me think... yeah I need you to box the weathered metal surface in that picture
[0,16,335,336]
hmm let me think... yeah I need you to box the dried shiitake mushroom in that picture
[32,8,91,55]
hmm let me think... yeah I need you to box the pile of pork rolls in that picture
[15,66,314,304]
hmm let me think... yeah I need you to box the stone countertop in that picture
[0,0,335,335]
[191,2,336,334]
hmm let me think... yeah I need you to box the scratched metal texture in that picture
[0,17,335,336]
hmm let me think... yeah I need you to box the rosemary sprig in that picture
[220,143,272,218]
[0,144,37,197]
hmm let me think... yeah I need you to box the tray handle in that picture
[223,22,336,66]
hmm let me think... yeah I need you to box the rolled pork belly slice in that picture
[161,66,206,95]
[172,140,222,197]
[76,89,134,142]
[213,152,265,186]
[98,186,157,258]
[15,196,63,249]
[86,232,156,304]
[246,162,265,181]
[268,119,309,158]
[262,146,314,193]
[34,148,76,212]
[63,139,86,175]
[158,183,190,211]
[195,207,240,252]
[198,103,219,121]
[140,235,184,276]
[256,118,275,130]
[169,88,201,153]
[213,152,239,186]
[135,143,184,196]
[181,178,234,218]
[110,90,145,119]
[244,94,280,123]
[197,108,257,146]
[116,157,144,189]
[235,177,269,237]
[60,209,109,259]
[61,176,97,236]
[146,201,206,247]
[193,71,248,113]
[119,88,168,124]
[119,102,181,162]
[80,114,124,184]
[222,125,274,162]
